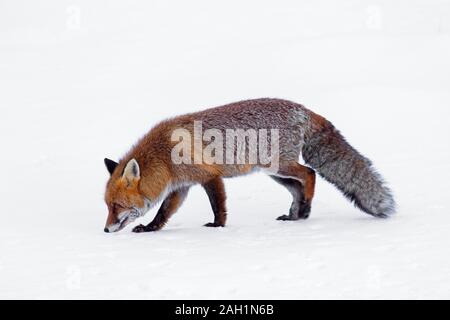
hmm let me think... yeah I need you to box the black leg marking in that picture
[271,176,311,221]
[202,178,227,227]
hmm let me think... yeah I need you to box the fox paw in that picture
[204,222,225,227]
[298,212,310,219]
[132,224,158,233]
[277,215,299,221]
[132,224,148,233]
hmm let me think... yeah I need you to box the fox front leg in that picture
[132,187,189,233]
[202,177,227,227]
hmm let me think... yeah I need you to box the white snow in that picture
[1,0,450,299]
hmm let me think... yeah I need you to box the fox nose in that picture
[104,227,110,233]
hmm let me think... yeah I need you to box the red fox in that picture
[103,98,395,233]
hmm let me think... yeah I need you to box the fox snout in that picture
[103,222,124,233]
[104,211,131,233]
[104,221,123,233]
[104,206,147,233]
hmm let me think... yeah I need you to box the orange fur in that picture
[104,99,324,231]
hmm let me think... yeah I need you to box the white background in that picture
[1,0,450,299]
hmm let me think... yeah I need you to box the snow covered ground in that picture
[1,0,450,299]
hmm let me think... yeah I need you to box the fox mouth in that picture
[105,213,131,233]
[117,215,130,231]
[105,208,143,233]
[105,203,150,233]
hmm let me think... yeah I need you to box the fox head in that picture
[103,158,151,233]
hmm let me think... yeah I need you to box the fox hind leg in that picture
[271,161,316,221]
[202,177,227,227]
[132,186,190,233]
[271,176,311,220]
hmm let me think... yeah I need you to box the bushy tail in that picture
[302,121,395,217]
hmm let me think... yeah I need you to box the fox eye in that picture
[113,203,125,212]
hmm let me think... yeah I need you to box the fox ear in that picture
[122,158,140,181]
[104,158,118,175]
